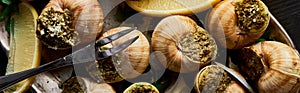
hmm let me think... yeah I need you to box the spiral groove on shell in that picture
[37,0,104,49]
[237,41,300,93]
[206,0,270,49]
[152,15,217,73]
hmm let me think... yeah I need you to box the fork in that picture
[0,28,139,91]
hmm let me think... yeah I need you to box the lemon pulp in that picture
[4,2,41,93]
[126,0,221,16]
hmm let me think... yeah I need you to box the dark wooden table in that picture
[263,0,300,51]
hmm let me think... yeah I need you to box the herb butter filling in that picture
[37,7,79,49]
[198,66,233,92]
[128,84,158,93]
[235,0,267,33]
[62,77,85,93]
[239,47,264,84]
[86,56,124,83]
[178,26,216,64]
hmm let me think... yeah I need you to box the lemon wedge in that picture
[125,0,221,16]
[4,2,41,93]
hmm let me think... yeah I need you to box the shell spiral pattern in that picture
[152,15,217,73]
[238,41,300,93]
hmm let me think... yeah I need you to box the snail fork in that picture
[0,27,139,91]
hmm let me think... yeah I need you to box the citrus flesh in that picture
[125,0,221,16]
[4,2,41,93]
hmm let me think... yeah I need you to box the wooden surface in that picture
[263,0,300,51]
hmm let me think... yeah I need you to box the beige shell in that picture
[37,0,104,49]
[237,41,300,93]
[123,82,159,93]
[98,27,150,81]
[62,76,116,93]
[194,65,246,93]
[206,0,270,49]
[152,15,217,73]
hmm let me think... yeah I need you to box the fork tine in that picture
[96,36,139,60]
[96,27,137,46]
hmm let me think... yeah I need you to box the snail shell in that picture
[236,41,300,93]
[36,0,104,49]
[206,0,270,49]
[152,15,217,73]
[194,65,246,93]
[89,27,150,83]
[62,76,116,93]
[123,82,159,93]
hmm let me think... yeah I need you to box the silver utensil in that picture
[213,62,255,93]
[0,28,138,91]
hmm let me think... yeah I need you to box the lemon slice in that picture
[125,0,221,16]
[4,2,41,93]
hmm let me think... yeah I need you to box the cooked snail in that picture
[36,0,104,49]
[235,41,300,93]
[152,15,217,73]
[206,0,270,49]
[87,27,150,83]
[194,65,246,93]
[62,76,116,93]
[123,82,159,93]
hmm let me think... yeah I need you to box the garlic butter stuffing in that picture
[235,0,268,33]
[37,7,78,49]
[123,82,159,93]
[194,65,246,93]
[36,0,104,50]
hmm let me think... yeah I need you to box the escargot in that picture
[62,76,116,93]
[36,0,104,49]
[206,0,270,49]
[152,15,217,73]
[87,27,150,83]
[194,65,246,93]
[235,41,300,93]
[123,82,159,93]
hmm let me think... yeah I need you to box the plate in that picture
[0,0,299,93]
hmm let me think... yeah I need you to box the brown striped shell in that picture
[206,0,270,49]
[95,27,150,83]
[194,65,246,93]
[236,41,300,93]
[152,15,217,73]
[37,0,104,49]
